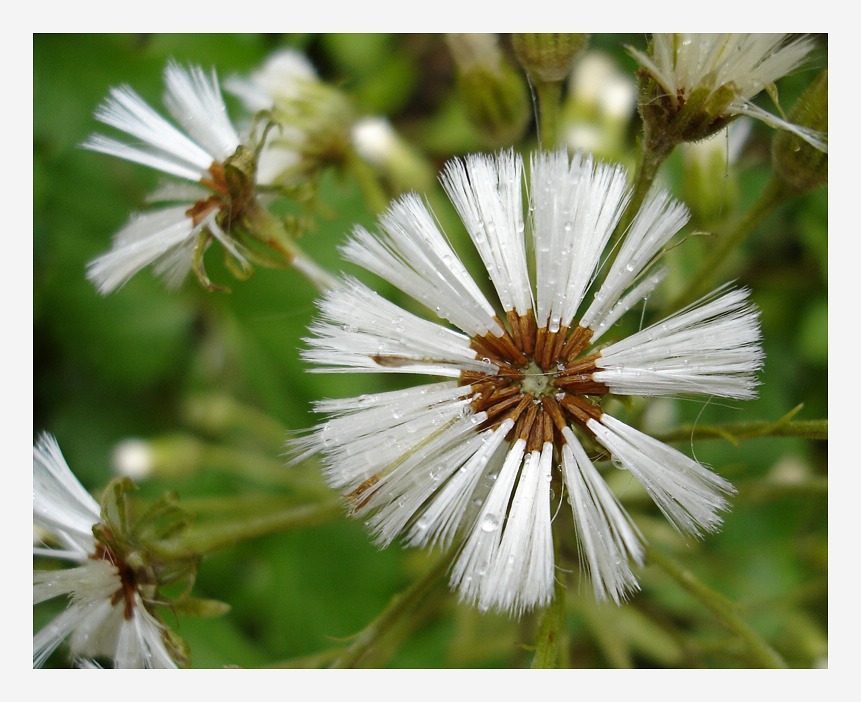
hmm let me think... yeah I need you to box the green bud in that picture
[171,596,232,618]
[512,33,589,83]
[773,70,828,194]
[447,33,531,146]
[351,117,434,193]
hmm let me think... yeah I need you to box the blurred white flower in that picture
[227,48,354,187]
[565,51,636,159]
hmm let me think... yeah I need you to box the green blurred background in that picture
[33,34,827,668]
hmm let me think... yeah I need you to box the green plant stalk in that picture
[266,647,343,669]
[736,478,828,502]
[345,148,391,214]
[328,548,457,668]
[197,442,328,494]
[646,546,788,669]
[655,418,827,445]
[619,136,675,235]
[181,393,288,450]
[535,80,563,151]
[246,205,339,292]
[531,572,569,668]
[154,499,343,559]
[576,597,633,668]
[671,176,789,308]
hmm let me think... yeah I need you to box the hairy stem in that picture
[535,80,564,151]
[154,499,343,558]
[531,573,569,667]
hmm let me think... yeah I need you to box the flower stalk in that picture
[328,548,458,668]
[646,546,788,669]
[530,575,569,668]
[654,405,827,445]
[153,498,343,560]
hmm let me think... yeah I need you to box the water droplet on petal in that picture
[480,514,501,532]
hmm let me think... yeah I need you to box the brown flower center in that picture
[463,311,607,452]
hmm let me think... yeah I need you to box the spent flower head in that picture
[83,61,267,294]
[630,34,827,155]
[291,149,763,616]
[33,434,194,668]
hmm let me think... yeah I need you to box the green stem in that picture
[735,478,828,502]
[577,597,634,668]
[181,393,288,451]
[655,418,827,445]
[266,648,343,669]
[535,80,563,151]
[345,148,391,214]
[619,136,675,235]
[531,575,569,668]
[646,546,788,668]
[328,548,457,668]
[671,176,789,308]
[247,205,338,292]
[154,499,343,558]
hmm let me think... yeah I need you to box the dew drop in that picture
[480,514,501,532]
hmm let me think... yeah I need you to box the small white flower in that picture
[630,33,827,152]
[33,434,179,668]
[293,149,763,616]
[83,61,254,294]
[565,51,636,157]
[226,49,354,187]
[226,48,318,113]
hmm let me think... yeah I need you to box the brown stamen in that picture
[561,325,594,361]
[93,542,138,621]
[540,395,568,434]
[560,394,603,429]
[507,309,537,356]
[553,376,610,395]
[512,399,540,444]
[346,474,380,512]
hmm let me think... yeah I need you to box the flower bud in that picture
[512,33,589,83]
[446,33,531,146]
[772,70,828,194]
[351,117,434,192]
[112,435,204,480]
